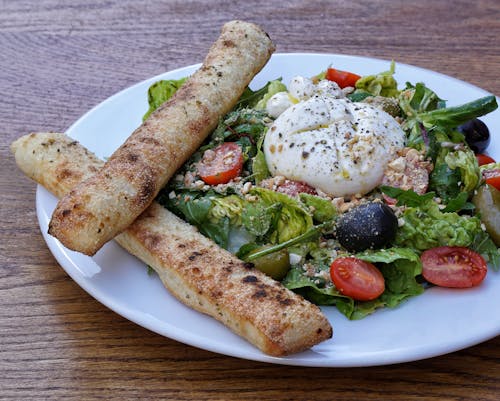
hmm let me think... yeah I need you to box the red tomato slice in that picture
[421,246,487,288]
[275,180,317,197]
[483,168,500,191]
[330,257,385,301]
[476,153,496,166]
[326,68,361,89]
[198,142,244,185]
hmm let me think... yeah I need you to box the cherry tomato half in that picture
[483,168,500,191]
[476,153,496,166]
[326,68,361,89]
[198,142,244,185]
[421,246,487,288]
[330,257,385,301]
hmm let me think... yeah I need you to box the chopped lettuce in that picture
[354,60,399,98]
[394,199,483,250]
[472,231,500,271]
[399,82,444,117]
[209,195,246,226]
[236,79,286,109]
[160,190,232,249]
[241,202,281,238]
[249,187,313,243]
[357,248,424,306]
[299,193,337,223]
[143,77,187,120]
[444,148,480,192]
[429,145,479,204]
[251,123,271,183]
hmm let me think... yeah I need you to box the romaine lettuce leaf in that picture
[357,247,424,306]
[143,77,187,120]
[236,79,286,109]
[299,193,337,223]
[250,187,313,243]
[355,60,399,98]
[444,148,480,192]
[254,79,287,110]
[394,199,483,250]
[429,146,479,204]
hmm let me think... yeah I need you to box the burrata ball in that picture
[263,95,406,197]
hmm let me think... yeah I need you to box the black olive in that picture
[458,118,490,154]
[335,202,398,252]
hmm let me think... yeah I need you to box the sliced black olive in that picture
[335,202,398,252]
[458,118,490,153]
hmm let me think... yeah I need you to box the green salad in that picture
[145,62,499,320]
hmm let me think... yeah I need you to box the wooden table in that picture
[2,1,499,399]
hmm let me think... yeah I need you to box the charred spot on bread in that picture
[127,153,139,163]
[222,39,236,48]
[57,167,78,181]
[188,251,203,261]
[252,289,267,299]
[242,275,258,283]
[136,175,156,207]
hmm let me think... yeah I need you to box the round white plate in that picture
[36,53,500,367]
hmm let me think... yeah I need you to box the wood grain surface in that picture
[1,0,499,399]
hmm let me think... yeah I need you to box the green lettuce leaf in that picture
[471,231,500,271]
[236,79,286,109]
[444,148,480,192]
[429,145,479,204]
[282,263,347,307]
[250,187,313,243]
[394,199,483,250]
[254,79,287,109]
[355,60,399,98]
[143,77,187,120]
[357,247,424,307]
[299,193,337,223]
[209,195,246,226]
[160,190,232,249]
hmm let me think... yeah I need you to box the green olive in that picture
[472,184,500,246]
[249,247,290,281]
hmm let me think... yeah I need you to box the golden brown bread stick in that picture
[49,20,275,256]
[11,132,333,356]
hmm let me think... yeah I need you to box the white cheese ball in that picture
[263,96,406,197]
[266,92,294,118]
[288,76,316,101]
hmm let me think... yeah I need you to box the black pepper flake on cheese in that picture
[302,151,310,159]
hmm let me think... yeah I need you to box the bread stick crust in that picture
[11,132,333,356]
[49,21,275,256]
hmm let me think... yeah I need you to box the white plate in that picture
[36,53,500,367]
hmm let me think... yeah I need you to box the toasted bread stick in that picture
[48,21,275,255]
[11,133,332,356]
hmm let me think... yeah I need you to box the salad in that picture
[145,61,499,320]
